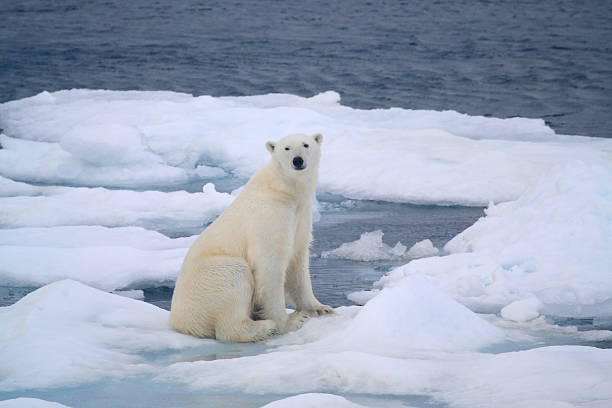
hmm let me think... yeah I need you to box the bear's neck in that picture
[255,161,318,203]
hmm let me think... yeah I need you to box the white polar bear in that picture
[170,133,334,342]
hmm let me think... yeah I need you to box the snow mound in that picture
[321,230,438,261]
[313,276,504,354]
[261,394,366,408]
[0,280,203,392]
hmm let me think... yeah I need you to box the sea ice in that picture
[406,239,439,258]
[0,182,233,229]
[159,342,612,407]
[0,226,195,290]
[1,89,612,407]
[159,277,612,405]
[321,230,408,261]
[361,161,612,317]
[321,231,439,261]
[0,280,204,392]
[1,276,611,407]
[0,133,188,189]
[0,176,61,197]
[500,297,543,322]
[3,90,611,204]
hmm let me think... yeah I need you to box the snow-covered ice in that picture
[303,276,505,354]
[364,162,612,318]
[3,276,611,407]
[500,297,543,322]
[2,90,611,204]
[0,226,195,290]
[1,89,612,407]
[0,280,203,392]
[0,181,233,229]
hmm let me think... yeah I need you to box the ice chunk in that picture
[261,394,366,408]
[321,230,407,261]
[406,239,439,258]
[0,280,204,392]
[0,226,195,290]
[321,231,438,261]
[501,297,543,322]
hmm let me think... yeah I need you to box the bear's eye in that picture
[284,146,290,151]
[303,143,309,148]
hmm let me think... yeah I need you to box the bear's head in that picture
[266,133,323,176]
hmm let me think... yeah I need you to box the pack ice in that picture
[1,90,612,408]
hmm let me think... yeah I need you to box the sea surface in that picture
[1,0,611,137]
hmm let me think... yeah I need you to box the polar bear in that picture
[170,133,334,342]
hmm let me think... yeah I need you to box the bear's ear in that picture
[313,133,323,144]
[266,141,276,153]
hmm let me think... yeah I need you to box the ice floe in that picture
[0,226,195,290]
[0,182,233,229]
[2,90,611,204]
[321,230,407,261]
[0,280,203,392]
[321,230,439,261]
[359,161,612,317]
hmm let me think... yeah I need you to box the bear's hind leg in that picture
[210,257,277,342]
[172,256,276,341]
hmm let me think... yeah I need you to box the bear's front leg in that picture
[286,247,335,317]
[253,257,309,334]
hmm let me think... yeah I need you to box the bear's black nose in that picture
[292,156,304,170]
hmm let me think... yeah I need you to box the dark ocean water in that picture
[1,0,611,137]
